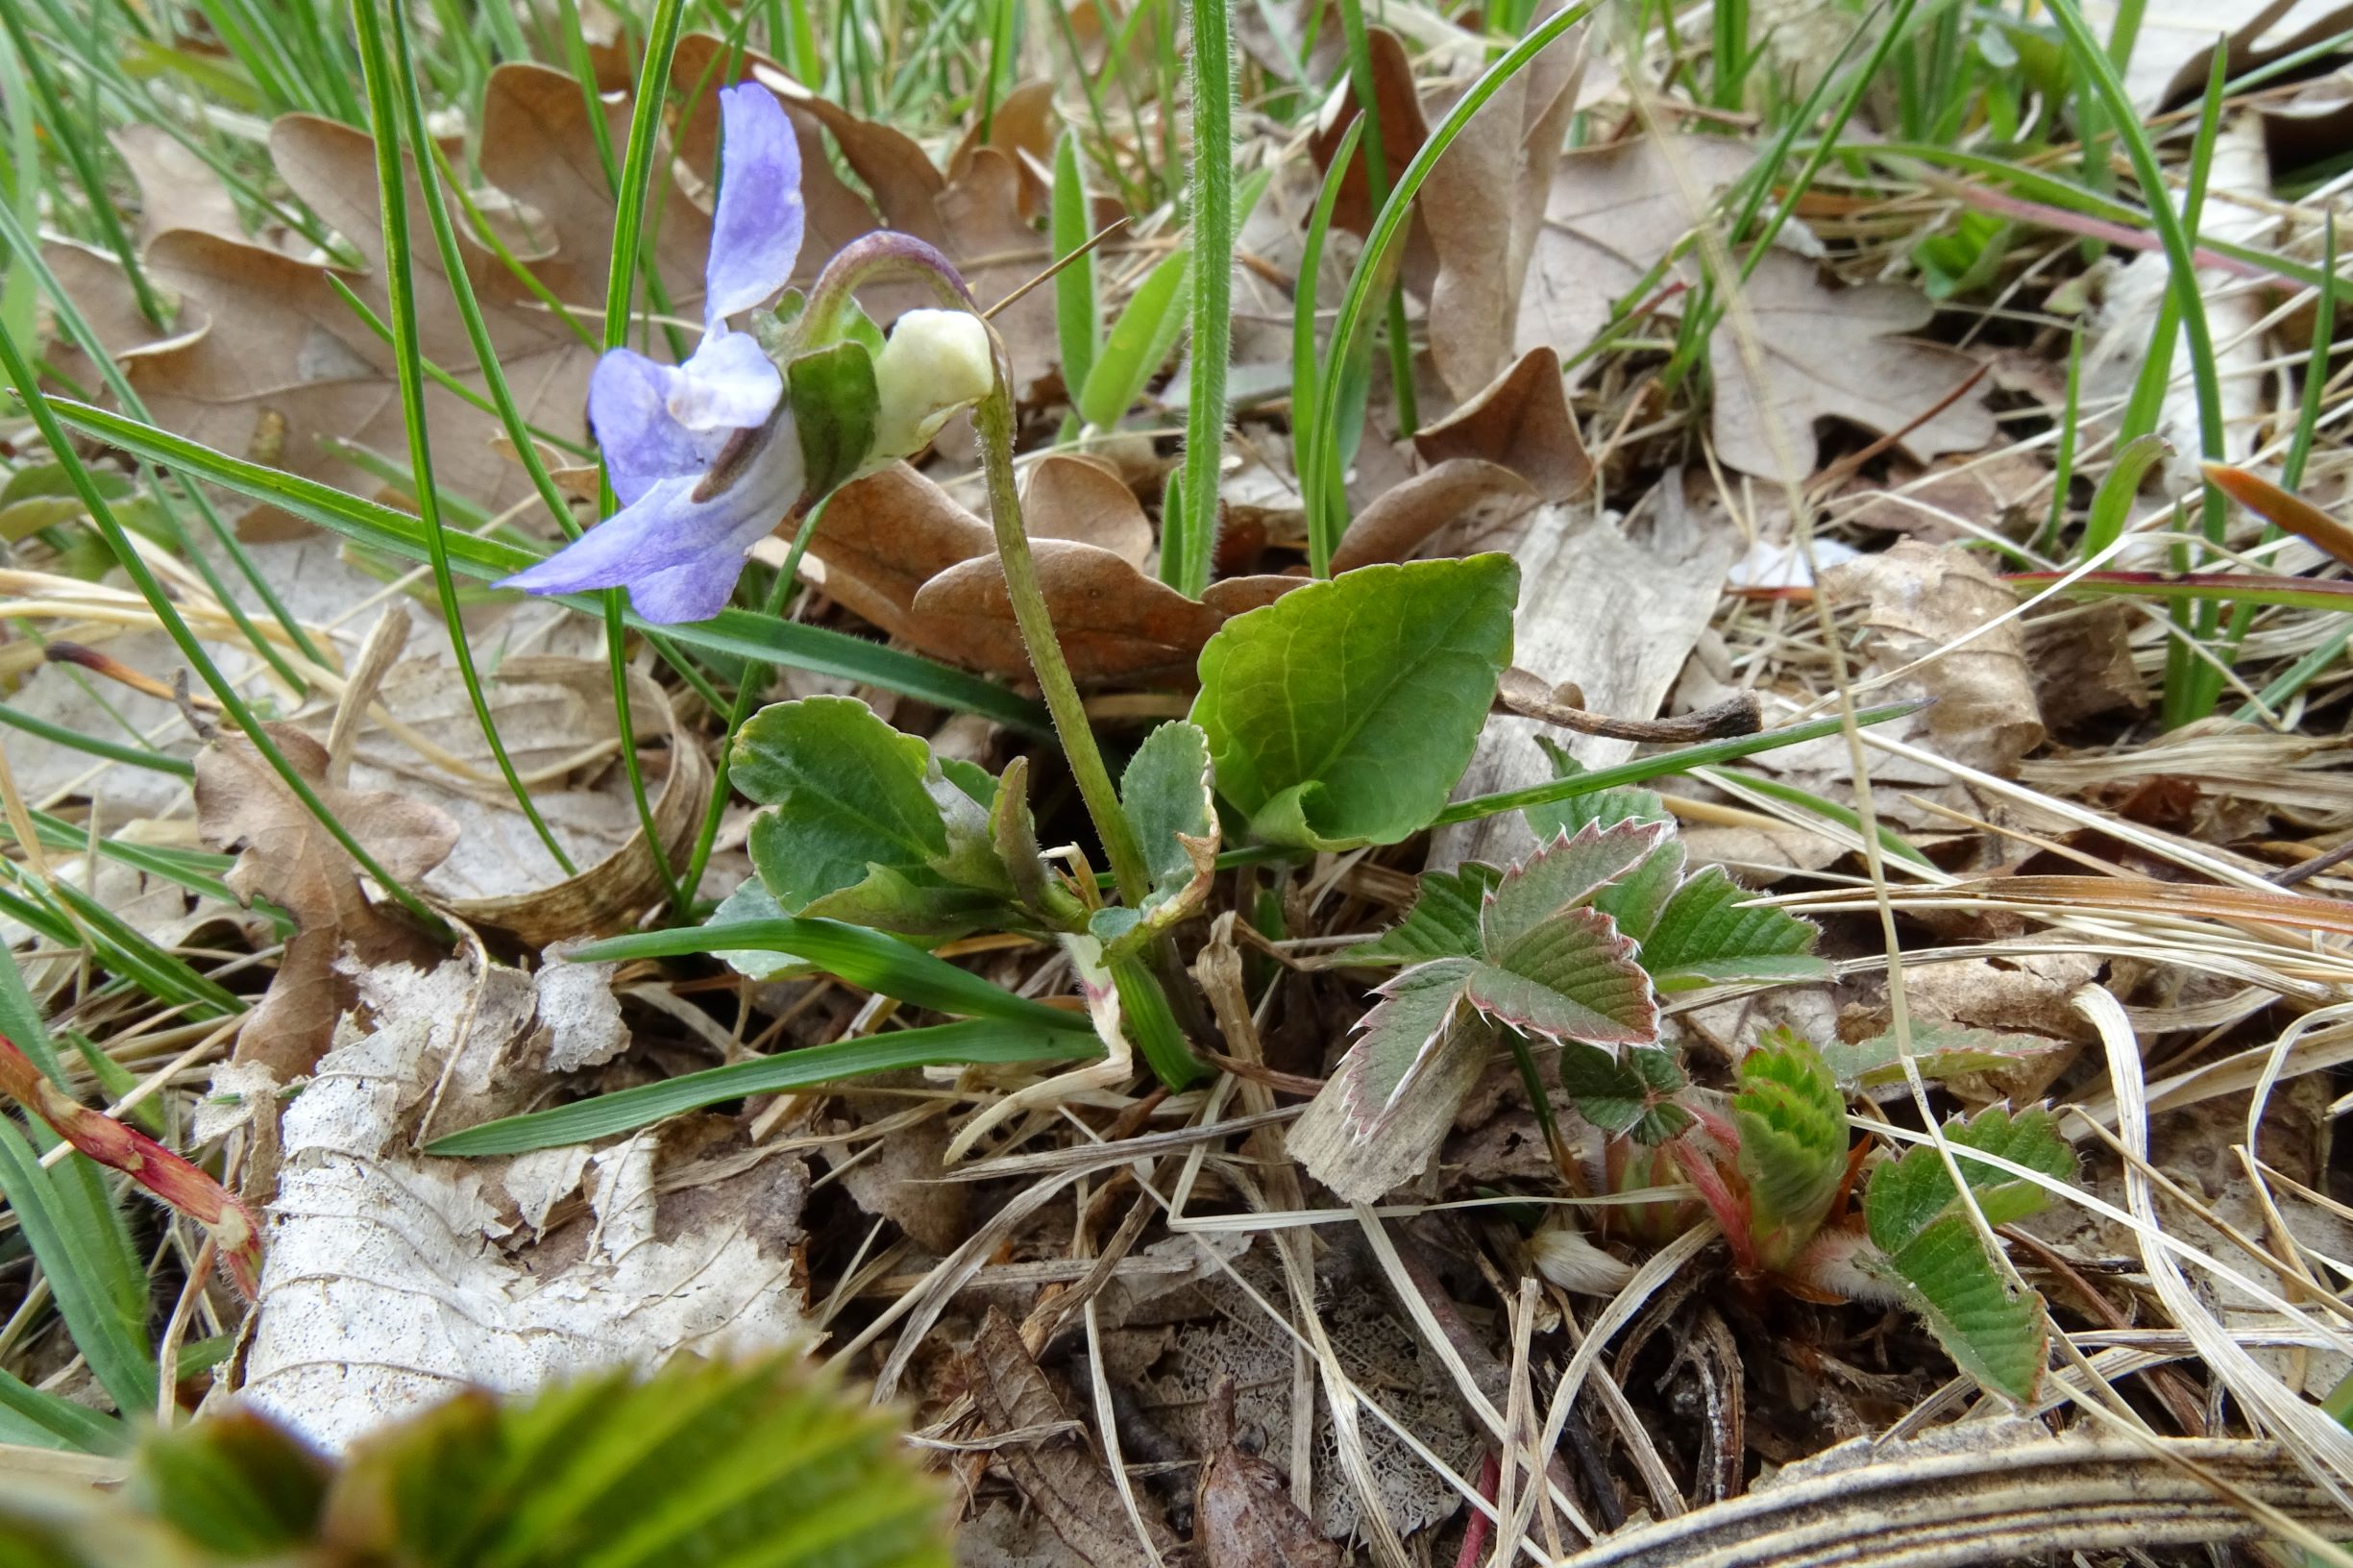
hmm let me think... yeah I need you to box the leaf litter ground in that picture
[8,3,2353,1566]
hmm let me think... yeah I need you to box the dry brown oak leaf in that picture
[90,63,708,533]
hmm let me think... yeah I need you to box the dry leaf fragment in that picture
[1310,26,1430,244]
[1709,250,1996,481]
[968,1307,1177,1567]
[1024,451,1156,567]
[1411,346,1592,504]
[2079,0,2353,111]
[1420,17,1585,397]
[1328,458,1538,574]
[910,539,1221,684]
[1199,574,1307,618]
[113,124,242,246]
[791,463,994,638]
[1824,540,2044,775]
[1519,134,1754,357]
[1194,1377,1340,1568]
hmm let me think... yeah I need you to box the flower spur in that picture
[502,82,993,624]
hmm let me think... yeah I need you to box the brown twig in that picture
[1496,668,1763,744]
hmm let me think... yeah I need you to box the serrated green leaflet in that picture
[568,919,1092,1036]
[41,401,1049,734]
[1636,867,1828,991]
[1192,554,1519,850]
[1733,1034,1848,1267]
[426,1018,1095,1157]
[1821,1025,2069,1089]
[1880,1213,2047,1403]
[1556,1041,1690,1142]
[1340,863,1500,965]
[1462,908,1656,1049]
[1479,821,1669,953]
[1866,1106,2076,1254]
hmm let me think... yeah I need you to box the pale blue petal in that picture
[664,330,783,432]
[705,85,804,331]
[588,350,723,505]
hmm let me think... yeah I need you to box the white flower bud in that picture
[870,307,994,460]
[1530,1221,1633,1295]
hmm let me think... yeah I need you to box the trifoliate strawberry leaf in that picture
[1636,866,1829,991]
[1732,1031,1849,1268]
[1340,863,1500,965]
[1287,958,1490,1202]
[1462,907,1657,1049]
[1556,1041,1690,1142]
[1821,1025,2071,1090]
[1478,820,1670,953]
[1877,1212,2048,1404]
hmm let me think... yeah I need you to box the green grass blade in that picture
[571,918,1098,1033]
[1078,243,1190,430]
[425,1017,1098,1157]
[1051,131,1101,415]
[2078,432,2170,558]
[1308,3,1595,573]
[350,0,578,877]
[1296,118,1362,576]
[0,1364,131,1453]
[0,1115,157,1418]
[0,701,192,776]
[1165,0,1234,599]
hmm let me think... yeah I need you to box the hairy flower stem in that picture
[970,375,1154,907]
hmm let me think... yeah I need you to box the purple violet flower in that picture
[500,83,809,624]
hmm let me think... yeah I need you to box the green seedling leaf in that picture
[1479,820,1670,952]
[1078,243,1190,429]
[1636,866,1828,991]
[1821,1025,2071,1089]
[736,697,1013,937]
[1340,863,1501,965]
[1051,131,1100,400]
[1118,719,1218,924]
[0,462,133,541]
[1192,555,1519,850]
[1733,1031,1849,1268]
[788,339,882,497]
[1287,958,1492,1202]
[1463,907,1657,1050]
[1557,1041,1691,1143]
[1864,1105,2077,1404]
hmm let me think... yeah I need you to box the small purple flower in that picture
[501,84,808,624]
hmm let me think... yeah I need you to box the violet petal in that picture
[663,330,783,432]
[704,84,804,331]
[588,349,725,505]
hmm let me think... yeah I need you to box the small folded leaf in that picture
[988,757,1058,920]
[1821,1025,2071,1089]
[1340,863,1501,965]
[1192,555,1519,851]
[1478,820,1669,953]
[1556,1041,1689,1142]
[1462,908,1656,1050]
[1637,866,1828,991]
[788,338,881,496]
[1879,1213,2048,1404]
[1732,1031,1849,1265]
[1119,720,1218,922]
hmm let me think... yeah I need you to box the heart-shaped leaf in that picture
[1191,554,1519,851]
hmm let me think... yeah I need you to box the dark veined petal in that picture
[500,408,806,624]
[588,350,726,504]
[704,83,804,331]
[664,330,783,432]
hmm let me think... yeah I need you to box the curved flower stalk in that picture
[502,84,993,625]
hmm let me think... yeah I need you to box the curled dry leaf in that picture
[1328,458,1538,574]
[791,462,993,639]
[2079,0,2353,112]
[1710,250,1996,481]
[911,539,1222,685]
[1420,17,1585,398]
[1023,451,1156,567]
[242,954,808,1453]
[1411,346,1592,504]
[1825,540,2044,776]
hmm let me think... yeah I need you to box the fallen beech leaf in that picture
[968,1307,1176,1566]
[243,955,808,1452]
[1710,250,1995,481]
[197,723,456,1084]
[1420,19,1585,397]
[1328,458,1537,574]
[114,123,241,246]
[1520,133,1753,356]
[949,79,1058,218]
[1024,451,1155,567]
[1199,574,1306,618]
[793,462,993,638]
[1825,541,2043,776]
[1411,346,1592,504]
[909,538,1221,684]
